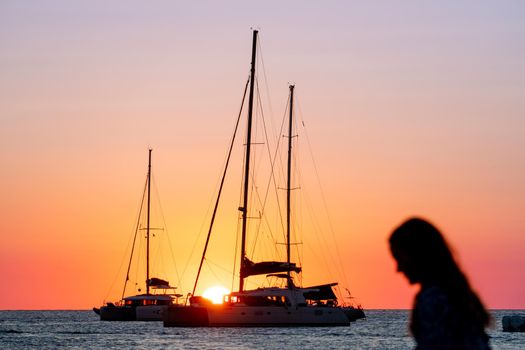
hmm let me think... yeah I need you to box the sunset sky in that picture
[1,1,524,310]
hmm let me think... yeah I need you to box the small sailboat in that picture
[93,149,182,321]
[163,31,350,327]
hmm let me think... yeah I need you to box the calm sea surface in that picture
[0,310,523,349]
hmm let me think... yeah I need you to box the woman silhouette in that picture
[389,218,491,350]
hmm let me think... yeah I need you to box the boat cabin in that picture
[123,293,182,307]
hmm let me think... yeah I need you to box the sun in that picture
[202,286,230,304]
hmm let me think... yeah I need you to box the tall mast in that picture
[146,149,152,295]
[286,85,294,287]
[239,29,258,292]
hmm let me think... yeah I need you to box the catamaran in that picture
[93,149,182,321]
[163,30,350,327]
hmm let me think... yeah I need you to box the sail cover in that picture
[241,257,302,277]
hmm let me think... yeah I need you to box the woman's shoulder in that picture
[415,285,451,319]
[415,285,451,312]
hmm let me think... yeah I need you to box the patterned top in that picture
[411,285,490,350]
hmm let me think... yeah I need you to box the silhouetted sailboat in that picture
[93,149,182,321]
[163,31,349,327]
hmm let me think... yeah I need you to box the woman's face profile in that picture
[391,246,421,285]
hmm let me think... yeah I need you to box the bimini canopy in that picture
[302,283,338,301]
[241,257,302,277]
[147,277,171,288]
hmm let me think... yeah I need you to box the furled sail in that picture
[241,257,302,277]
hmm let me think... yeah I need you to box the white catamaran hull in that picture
[163,305,350,327]
[135,305,168,321]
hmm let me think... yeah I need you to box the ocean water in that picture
[0,310,523,349]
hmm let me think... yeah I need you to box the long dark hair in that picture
[389,217,490,330]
